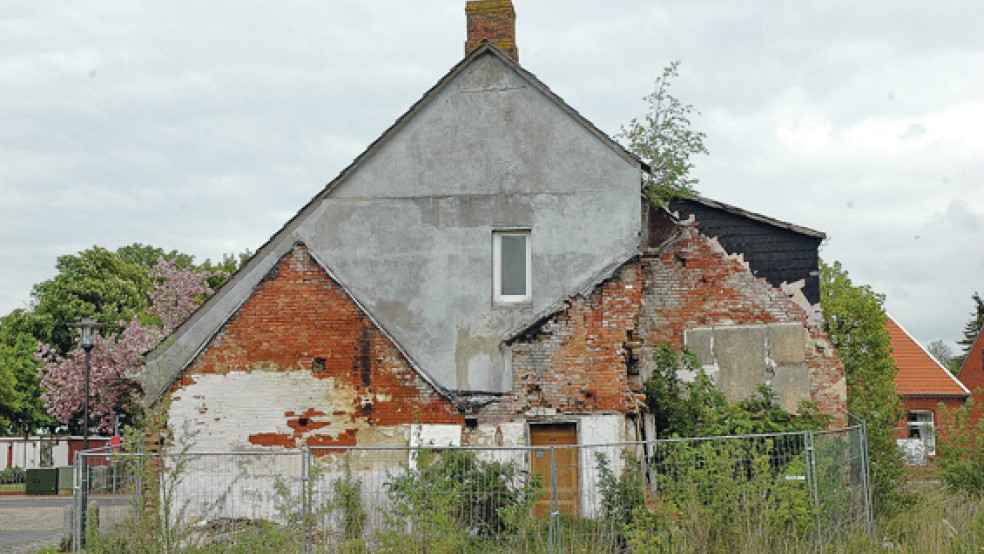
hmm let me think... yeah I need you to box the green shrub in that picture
[378,449,540,553]
[0,466,25,483]
[622,438,816,552]
[937,396,984,495]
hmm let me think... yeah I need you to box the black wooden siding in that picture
[668,198,824,305]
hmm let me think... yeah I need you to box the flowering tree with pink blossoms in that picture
[38,258,224,433]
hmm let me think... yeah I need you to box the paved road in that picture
[0,495,71,553]
[0,495,127,553]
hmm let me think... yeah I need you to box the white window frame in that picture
[906,410,936,456]
[493,230,531,303]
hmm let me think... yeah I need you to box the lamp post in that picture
[69,316,102,548]
[70,317,103,452]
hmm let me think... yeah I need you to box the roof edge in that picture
[504,249,640,344]
[144,242,455,405]
[675,195,826,239]
[319,41,646,200]
[957,327,984,379]
[888,313,971,396]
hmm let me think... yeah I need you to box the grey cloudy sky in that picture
[1,1,982,350]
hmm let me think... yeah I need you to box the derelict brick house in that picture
[142,0,847,517]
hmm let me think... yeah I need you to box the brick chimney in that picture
[465,0,518,62]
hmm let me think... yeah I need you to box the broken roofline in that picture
[144,42,646,403]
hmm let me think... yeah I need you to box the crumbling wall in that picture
[485,262,644,424]
[638,224,847,426]
[166,242,462,454]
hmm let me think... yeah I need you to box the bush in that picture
[937,396,984,495]
[644,344,829,438]
[0,466,25,484]
[624,439,816,552]
[378,449,540,552]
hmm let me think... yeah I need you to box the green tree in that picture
[618,61,708,207]
[30,246,152,355]
[117,243,197,270]
[0,310,56,434]
[927,339,961,374]
[819,260,903,512]
[956,292,983,360]
[0,243,246,435]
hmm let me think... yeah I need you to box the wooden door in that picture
[530,423,578,517]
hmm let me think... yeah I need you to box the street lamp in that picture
[69,317,103,452]
[69,316,102,548]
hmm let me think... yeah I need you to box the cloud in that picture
[1,0,982,352]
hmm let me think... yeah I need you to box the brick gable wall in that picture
[166,242,461,451]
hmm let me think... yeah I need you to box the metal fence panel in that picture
[73,422,872,552]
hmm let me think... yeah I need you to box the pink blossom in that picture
[38,257,224,432]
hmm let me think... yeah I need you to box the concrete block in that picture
[684,328,714,366]
[769,323,807,365]
[713,326,767,402]
[772,364,811,413]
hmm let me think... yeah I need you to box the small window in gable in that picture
[493,230,531,303]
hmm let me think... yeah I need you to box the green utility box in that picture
[57,466,74,492]
[25,468,58,495]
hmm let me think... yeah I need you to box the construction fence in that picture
[72,419,872,552]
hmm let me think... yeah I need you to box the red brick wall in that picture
[167,243,461,449]
[489,262,644,421]
[957,333,984,425]
[167,229,847,444]
[485,224,847,428]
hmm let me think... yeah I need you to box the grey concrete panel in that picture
[769,323,807,365]
[684,328,714,366]
[772,364,811,413]
[713,326,768,402]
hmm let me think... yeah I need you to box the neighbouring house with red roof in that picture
[888,315,970,464]
[956,328,984,424]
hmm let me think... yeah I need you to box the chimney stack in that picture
[465,0,518,62]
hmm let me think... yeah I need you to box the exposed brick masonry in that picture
[639,225,847,426]
[465,0,518,61]
[494,262,645,420]
[483,223,847,427]
[167,243,461,450]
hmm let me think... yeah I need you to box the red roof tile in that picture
[888,315,969,397]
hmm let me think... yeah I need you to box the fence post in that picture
[79,450,89,550]
[548,447,558,554]
[804,431,821,548]
[302,449,312,554]
[858,418,874,535]
[72,451,81,552]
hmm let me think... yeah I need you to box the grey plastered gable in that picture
[143,43,645,402]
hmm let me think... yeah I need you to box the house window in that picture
[907,410,936,455]
[493,230,531,303]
